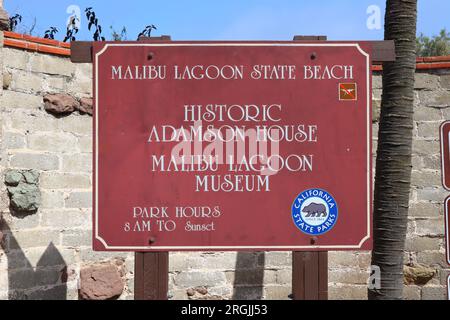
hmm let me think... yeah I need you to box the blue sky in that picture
[5,0,449,41]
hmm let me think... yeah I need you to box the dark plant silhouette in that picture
[63,15,79,42]
[110,26,127,41]
[138,25,157,39]
[85,7,105,41]
[9,14,22,32]
[44,27,58,40]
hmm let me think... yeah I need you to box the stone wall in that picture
[0,36,449,299]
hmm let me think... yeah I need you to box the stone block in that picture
[6,230,61,250]
[421,286,447,300]
[422,155,441,170]
[4,169,41,214]
[8,112,59,133]
[416,251,447,268]
[415,217,445,236]
[61,229,92,247]
[3,48,29,70]
[329,251,358,267]
[414,106,442,121]
[174,271,226,288]
[419,91,450,108]
[440,74,450,89]
[29,54,75,77]
[43,94,79,115]
[79,260,125,300]
[405,236,442,252]
[412,140,440,156]
[61,154,92,172]
[264,285,291,300]
[1,90,43,109]
[64,192,92,208]
[40,172,91,189]
[372,75,382,90]
[403,285,421,300]
[417,121,442,138]
[2,131,26,149]
[41,190,65,208]
[275,269,292,285]
[264,252,291,268]
[328,284,367,300]
[414,73,440,90]
[418,187,447,203]
[411,170,441,187]
[40,209,90,229]
[8,213,40,230]
[409,202,442,217]
[9,153,59,171]
[404,264,437,285]
[60,115,92,136]
[28,132,78,153]
[329,268,369,284]
[11,71,43,93]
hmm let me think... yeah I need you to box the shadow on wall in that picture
[0,219,68,300]
[232,252,265,300]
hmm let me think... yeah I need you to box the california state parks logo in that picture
[291,188,338,236]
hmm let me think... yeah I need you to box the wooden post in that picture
[134,251,169,300]
[292,252,328,300]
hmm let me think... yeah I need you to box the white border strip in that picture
[447,274,450,300]
[95,43,371,250]
[446,197,450,266]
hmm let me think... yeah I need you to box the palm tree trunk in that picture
[369,0,417,300]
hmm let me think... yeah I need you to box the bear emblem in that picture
[302,202,327,218]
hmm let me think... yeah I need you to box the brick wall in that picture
[0,33,449,300]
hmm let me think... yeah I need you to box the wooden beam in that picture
[71,39,396,63]
[370,40,396,62]
[70,41,92,63]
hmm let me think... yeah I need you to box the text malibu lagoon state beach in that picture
[110,64,354,81]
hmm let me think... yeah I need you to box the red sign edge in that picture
[440,121,450,191]
[92,42,373,252]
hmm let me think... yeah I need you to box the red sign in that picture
[93,42,372,251]
[446,197,450,266]
[441,121,450,190]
